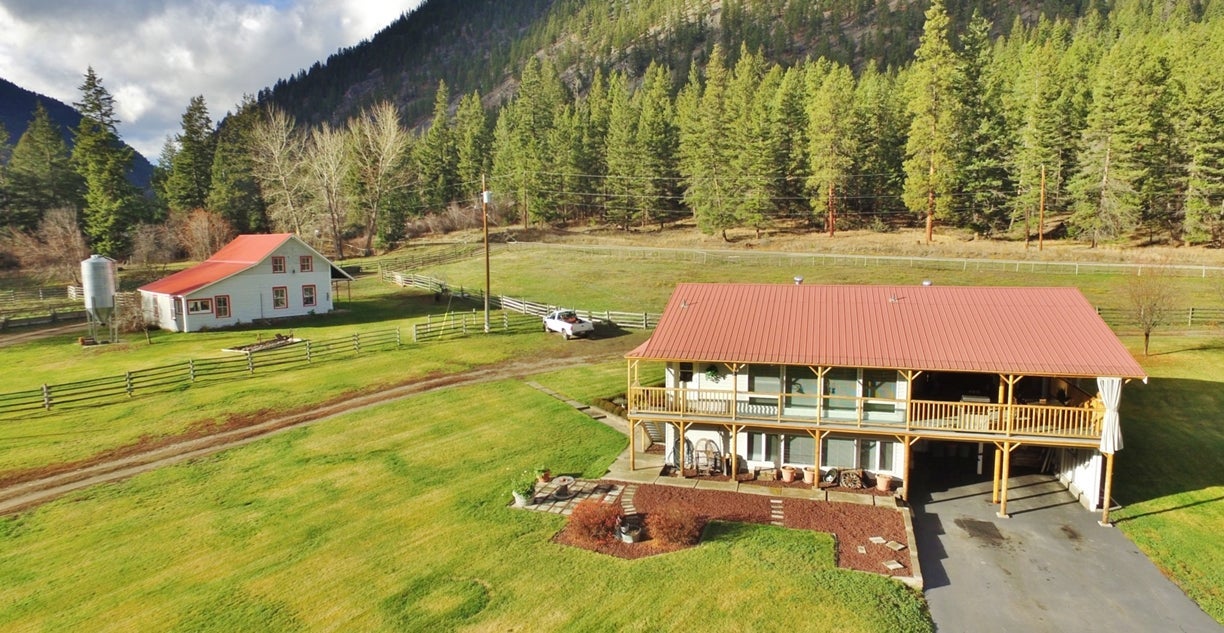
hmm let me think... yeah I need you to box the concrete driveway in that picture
[911,472,1221,633]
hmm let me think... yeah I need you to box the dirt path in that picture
[0,322,87,348]
[0,353,621,516]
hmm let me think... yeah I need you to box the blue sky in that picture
[0,0,425,160]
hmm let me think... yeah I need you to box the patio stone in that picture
[883,560,905,571]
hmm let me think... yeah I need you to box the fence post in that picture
[413,323,419,343]
[42,384,51,410]
[306,340,312,363]
[643,313,648,329]
[503,312,509,329]
[395,327,401,348]
[246,351,254,373]
[189,359,195,382]
[126,371,134,397]
[352,333,361,353]
[1188,307,1194,327]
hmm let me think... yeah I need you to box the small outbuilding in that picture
[138,233,353,332]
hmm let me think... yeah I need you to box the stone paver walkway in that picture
[520,477,622,515]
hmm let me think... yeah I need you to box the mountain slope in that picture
[0,77,154,189]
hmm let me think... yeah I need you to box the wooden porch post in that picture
[730,424,741,481]
[998,441,1012,518]
[629,419,637,471]
[1100,452,1116,526]
[992,446,1002,504]
[902,437,913,502]
[678,421,689,476]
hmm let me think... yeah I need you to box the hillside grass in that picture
[0,381,931,632]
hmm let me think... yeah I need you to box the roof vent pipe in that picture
[793,276,804,285]
[921,279,933,286]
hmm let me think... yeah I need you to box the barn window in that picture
[302,285,316,307]
[187,298,212,314]
[299,255,313,273]
[273,286,288,309]
[214,295,230,318]
[271,256,286,273]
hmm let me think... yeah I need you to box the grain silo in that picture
[81,254,118,342]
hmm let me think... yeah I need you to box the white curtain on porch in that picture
[1098,377,1123,454]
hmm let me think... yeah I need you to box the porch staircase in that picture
[641,421,666,445]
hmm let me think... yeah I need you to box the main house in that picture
[625,282,1146,523]
[138,233,353,332]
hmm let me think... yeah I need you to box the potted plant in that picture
[511,470,536,507]
[535,466,552,483]
[781,465,797,483]
[803,467,817,485]
[618,519,643,543]
[876,473,893,493]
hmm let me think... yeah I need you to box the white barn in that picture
[138,233,353,332]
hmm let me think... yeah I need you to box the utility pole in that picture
[482,174,491,334]
[1038,165,1046,252]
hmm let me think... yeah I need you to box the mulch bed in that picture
[552,482,911,576]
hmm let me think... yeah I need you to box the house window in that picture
[678,362,693,383]
[785,366,820,409]
[187,298,212,314]
[215,295,230,318]
[299,255,313,273]
[821,436,898,472]
[748,365,781,406]
[824,367,858,412]
[272,286,288,309]
[746,433,780,463]
[271,256,286,273]
[784,434,815,465]
[864,369,900,414]
[302,284,316,307]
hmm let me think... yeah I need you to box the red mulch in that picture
[552,482,911,576]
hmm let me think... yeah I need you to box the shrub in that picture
[567,499,624,544]
[646,507,703,546]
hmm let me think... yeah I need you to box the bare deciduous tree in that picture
[0,208,90,284]
[169,209,234,261]
[304,122,350,260]
[1127,263,1175,356]
[250,106,311,235]
[129,222,179,272]
[349,101,412,255]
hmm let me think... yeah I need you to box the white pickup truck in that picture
[543,309,595,339]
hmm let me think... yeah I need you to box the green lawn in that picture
[0,381,931,632]
[1113,335,1224,623]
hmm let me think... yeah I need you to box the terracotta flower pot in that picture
[781,466,797,483]
[803,467,817,485]
[876,474,893,492]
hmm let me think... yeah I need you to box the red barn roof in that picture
[628,283,1146,379]
[138,233,348,296]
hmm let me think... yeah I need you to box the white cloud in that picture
[0,0,424,160]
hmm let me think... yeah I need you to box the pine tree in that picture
[953,13,1013,234]
[5,102,82,231]
[165,95,216,213]
[1069,56,1138,246]
[768,64,809,220]
[453,91,490,203]
[806,62,857,234]
[603,72,641,229]
[851,62,906,218]
[634,62,680,228]
[416,81,457,212]
[678,45,737,240]
[207,96,267,233]
[72,67,141,257]
[1181,33,1224,245]
[901,0,961,243]
[725,48,777,237]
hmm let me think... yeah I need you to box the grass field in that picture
[1,242,1222,626]
[0,381,931,632]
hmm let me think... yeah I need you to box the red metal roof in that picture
[628,283,1146,379]
[138,233,295,296]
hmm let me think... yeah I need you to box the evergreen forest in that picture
[2,0,1223,267]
